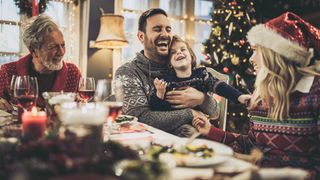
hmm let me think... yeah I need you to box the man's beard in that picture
[42,59,63,71]
[145,41,170,63]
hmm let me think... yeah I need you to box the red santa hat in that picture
[247,12,320,67]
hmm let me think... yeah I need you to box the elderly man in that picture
[0,15,81,111]
[115,8,218,136]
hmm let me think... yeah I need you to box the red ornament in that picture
[239,39,245,45]
[32,0,39,17]
[223,67,229,73]
[205,55,210,60]
[231,1,237,6]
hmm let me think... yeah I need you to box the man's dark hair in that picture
[138,8,168,33]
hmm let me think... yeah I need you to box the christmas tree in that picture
[202,0,256,133]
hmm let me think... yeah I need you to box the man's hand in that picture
[0,98,13,112]
[165,86,205,109]
[154,78,167,99]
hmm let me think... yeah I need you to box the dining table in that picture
[0,109,309,180]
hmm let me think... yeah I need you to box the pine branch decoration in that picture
[13,0,49,17]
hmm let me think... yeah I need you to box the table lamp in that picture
[91,11,128,77]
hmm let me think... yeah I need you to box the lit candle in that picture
[22,107,47,139]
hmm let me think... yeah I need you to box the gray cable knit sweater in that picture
[115,51,217,133]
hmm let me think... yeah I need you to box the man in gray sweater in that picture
[115,8,218,135]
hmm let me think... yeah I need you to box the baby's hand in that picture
[192,117,211,136]
[238,94,251,106]
[154,78,167,99]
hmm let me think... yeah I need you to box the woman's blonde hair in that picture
[250,45,319,121]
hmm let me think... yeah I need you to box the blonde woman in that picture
[193,12,320,179]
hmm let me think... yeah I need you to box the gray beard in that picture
[42,60,63,71]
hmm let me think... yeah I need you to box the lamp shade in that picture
[92,14,128,49]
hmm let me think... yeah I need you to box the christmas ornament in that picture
[231,56,240,65]
[228,22,233,36]
[246,13,251,22]
[239,39,245,45]
[213,52,219,64]
[225,11,232,21]
[235,12,244,17]
[14,0,48,17]
[231,1,237,6]
[204,54,210,61]
[213,26,221,36]
[223,67,229,73]
[250,19,257,25]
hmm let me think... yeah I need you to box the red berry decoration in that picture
[223,67,229,73]
[231,1,237,6]
[240,39,245,45]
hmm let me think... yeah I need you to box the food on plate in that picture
[115,115,137,123]
[148,143,214,159]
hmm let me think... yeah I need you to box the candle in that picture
[22,107,47,139]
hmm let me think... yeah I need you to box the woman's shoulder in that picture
[311,75,320,93]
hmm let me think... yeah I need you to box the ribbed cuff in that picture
[207,126,226,143]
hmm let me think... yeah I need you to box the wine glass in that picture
[105,79,124,121]
[14,76,38,111]
[94,79,110,102]
[78,77,95,102]
[9,75,17,103]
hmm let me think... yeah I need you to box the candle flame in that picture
[31,106,37,114]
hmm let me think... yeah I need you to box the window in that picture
[160,0,186,37]
[0,0,20,64]
[119,0,188,62]
[193,0,213,63]
[117,0,213,65]
[0,0,77,65]
[121,0,151,61]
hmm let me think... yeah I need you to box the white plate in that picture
[157,138,233,167]
[115,115,138,125]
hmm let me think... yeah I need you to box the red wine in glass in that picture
[105,102,123,121]
[16,95,36,111]
[78,90,95,102]
[78,77,95,102]
[14,76,38,111]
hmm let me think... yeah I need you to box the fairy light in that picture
[0,52,20,57]
[68,2,76,61]
[120,8,212,25]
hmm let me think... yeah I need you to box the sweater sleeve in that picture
[204,71,242,103]
[206,124,255,154]
[215,82,242,103]
[149,90,172,111]
[115,65,193,133]
[0,64,11,101]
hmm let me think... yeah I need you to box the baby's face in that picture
[169,42,192,71]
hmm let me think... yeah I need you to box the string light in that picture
[121,8,212,25]
[67,2,76,61]
[0,52,20,56]
[0,20,20,26]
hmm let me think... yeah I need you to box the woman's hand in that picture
[166,86,205,109]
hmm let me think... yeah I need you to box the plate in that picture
[156,138,233,167]
[115,115,138,125]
